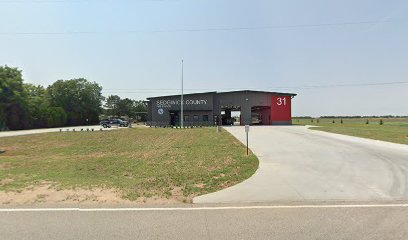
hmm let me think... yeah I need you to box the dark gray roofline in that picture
[146,90,296,100]
[146,91,217,100]
[216,90,297,96]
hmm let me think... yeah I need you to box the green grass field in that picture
[0,128,258,202]
[294,118,408,145]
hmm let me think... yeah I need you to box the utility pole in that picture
[181,60,184,128]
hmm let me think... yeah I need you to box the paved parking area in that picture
[194,126,408,203]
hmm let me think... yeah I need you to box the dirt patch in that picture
[136,196,191,204]
[0,184,192,205]
[0,184,132,205]
[0,178,14,186]
[207,166,222,171]
[0,162,13,170]
[1,146,17,151]
[170,186,184,198]
[212,173,226,179]
[194,183,206,189]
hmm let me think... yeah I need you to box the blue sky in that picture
[1,0,407,116]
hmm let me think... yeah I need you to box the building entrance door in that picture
[169,111,179,126]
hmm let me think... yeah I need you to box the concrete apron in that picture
[193,126,408,204]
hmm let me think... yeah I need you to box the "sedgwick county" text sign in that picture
[156,99,208,108]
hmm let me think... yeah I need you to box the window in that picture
[193,115,199,121]
[184,115,189,122]
[203,115,209,122]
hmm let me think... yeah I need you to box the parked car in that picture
[100,119,129,128]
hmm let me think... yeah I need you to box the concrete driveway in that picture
[194,126,408,203]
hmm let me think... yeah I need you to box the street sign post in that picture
[245,125,250,155]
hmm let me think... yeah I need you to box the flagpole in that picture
[181,60,184,128]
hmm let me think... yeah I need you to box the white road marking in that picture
[1,204,408,212]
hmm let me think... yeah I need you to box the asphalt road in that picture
[195,126,408,203]
[1,204,408,240]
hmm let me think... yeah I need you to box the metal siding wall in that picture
[150,93,215,125]
[147,101,152,122]
[271,95,292,124]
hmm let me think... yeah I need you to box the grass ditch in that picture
[294,118,408,145]
[0,127,258,203]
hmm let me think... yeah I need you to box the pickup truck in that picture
[100,119,129,128]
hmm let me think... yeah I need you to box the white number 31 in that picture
[277,97,287,106]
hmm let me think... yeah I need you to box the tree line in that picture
[103,95,147,122]
[0,65,147,130]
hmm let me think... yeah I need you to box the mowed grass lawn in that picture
[294,118,408,145]
[0,128,258,201]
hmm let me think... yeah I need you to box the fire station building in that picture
[146,90,296,126]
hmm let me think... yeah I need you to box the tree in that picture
[24,83,67,128]
[0,66,30,130]
[103,96,147,121]
[104,95,121,117]
[117,98,134,117]
[24,84,48,128]
[44,107,67,127]
[47,78,104,125]
[132,100,148,121]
